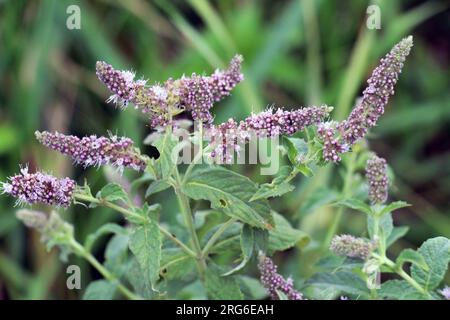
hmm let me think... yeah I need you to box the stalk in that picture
[70,239,141,300]
[73,193,196,258]
[173,167,207,278]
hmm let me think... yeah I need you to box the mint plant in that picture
[2,35,449,300]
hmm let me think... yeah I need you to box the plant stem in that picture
[183,121,204,184]
[70,239,141,300]
[201,218,237,258]
[73,193,196,258]
[173,168,207,277]
[322,152,357,249]
[373,253,430,297]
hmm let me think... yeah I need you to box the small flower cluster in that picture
[1,167,75,207]
[35,131,147,172]
[96,55,244,127]
[207,105,331,162]
[318,36,413,162]
[440,286,450,300]
[243,105,331,137]
[181,55,244,123]
[330,234,375,260]
[365,155,389,204]
[258,253,304,300]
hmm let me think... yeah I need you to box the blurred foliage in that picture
[0,0,449,299]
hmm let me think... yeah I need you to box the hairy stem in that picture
[70,239,141,300]
[323,152,357,249]
[173,168,207,278]
[73,193,196,258]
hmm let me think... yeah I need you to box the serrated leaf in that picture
[396,249,429,271]
[104,234,130,277]
[268,212,310,252]
[250,182,294,202]
[238,276,267,300]
[83,280,117,300]
[283,137,313,177]
[84,223,127,252]
[306,271,370,298]
[126,257,152,299]
[160,248,196,280]
[152,131,178,179]
[379,280,429,300]
[386,226,409,248]
[129,206,162,291]
[222,224,254,276]
[182,166,273,229]
[379,201,411,216]
[250,166,295,201]
[337,198,373,215]
[145,180,171,197]
[98,183,128,203]
[205,264,243,300]
[411,237,450,291]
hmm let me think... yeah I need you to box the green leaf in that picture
[145,180,171,197]
[396,249,429,271]
[238,276,267,300]
[306,271,370,298]
[379,280,429,300]
[250,166,295,201]
[152,130,178,179]
[411,237,450,291]
[222,224,254,276]
[104,234,130,277]
[379,201,411,216]
[386,226,409,248]
[83,280,117,300]
[283,137,313,177]
[205,264,243,300]
[182,166,274,229]
[268,212,310,252]
[160,248,196,280]
[125,257,152,299]
[299,187,340,216]
[128,205,162,291]
[97,183,128,203]
[84,223,127,253]
[337,198,373,215]
[276,289,289,300]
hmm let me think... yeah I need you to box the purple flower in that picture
[180,55,244,123]
[439,286,450,300]
[330,234,375,260]
[317,121,349,162]
[318,36,413,162]
[35,131,147,172]
[96,56,243,127]
[365,155,389,204]
[207,105,331,162]
[243,105,331,137]
[96,61,139,108]
[1,166,75,207]
[258,254,304,300]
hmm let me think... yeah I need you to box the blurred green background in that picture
[0,0,449,299]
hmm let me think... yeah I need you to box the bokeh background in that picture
[0,0,449,299]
